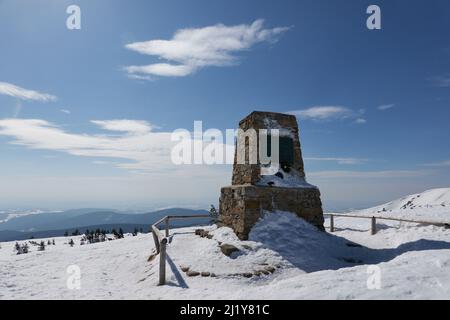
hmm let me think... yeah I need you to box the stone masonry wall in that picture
[232,111,306,185]
[220,111,324,240]
[220,185,324,240]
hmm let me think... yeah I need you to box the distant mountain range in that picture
[0,208,210,241]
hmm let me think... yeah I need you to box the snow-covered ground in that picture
[0,213,448,299]
[1,189,449,300]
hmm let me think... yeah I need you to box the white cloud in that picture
[91,119,154,135]
[0,82,57,102]
[0,119,233,174]
[124,19,289,77]
[0,119,173,172]
[60,109,71,114]
[355,118,367,124]
[377,104,395,111]
[289,106,354,120]
[125,64,194,78]
[305,157,368,165]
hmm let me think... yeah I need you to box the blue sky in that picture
[0,0,449,210]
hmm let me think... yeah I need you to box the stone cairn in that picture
[219,111,325,240]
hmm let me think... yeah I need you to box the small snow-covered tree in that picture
[38,241,45,251]
[15,242,22,255]
[69,239,75,247]
[209,204,220,224]
[22,243,29,254]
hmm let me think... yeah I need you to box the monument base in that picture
[219,185,325,240]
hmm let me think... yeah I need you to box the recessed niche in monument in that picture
[265,135,294,171]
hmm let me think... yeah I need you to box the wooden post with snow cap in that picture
[330,214,335,232]
[159,237,168,285]
[371,216,377,235]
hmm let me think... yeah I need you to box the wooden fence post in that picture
[371,216,377,235]
[165,216,170,237]
[158,238,168,285]
[330,214,335,232]
[152,228,160,254]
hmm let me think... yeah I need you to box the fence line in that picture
[325,213,450,234]
[151,213,448,285]
[151,214,211,285]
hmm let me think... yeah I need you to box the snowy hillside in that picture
[349,188,450,222]
[1,210,449,299]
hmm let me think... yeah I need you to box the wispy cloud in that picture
[288,106,364,122]
[422,159,450,167]
[0,119,172,172]
[309,170,432,179]
[126,74,153,81]
[92,160,114,165]
[289,106,352,120]
[428,75,450,87]
[355,118,367,124]
[0,82,57,102]
[124,19,289,78]
[60,109,71,114]
[126,64,194,78]
[305,157,368,165]
[91,119,155,135]
[0,119,232,174]
[377,104,395,111]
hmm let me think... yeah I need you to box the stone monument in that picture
[219,111,324,240]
